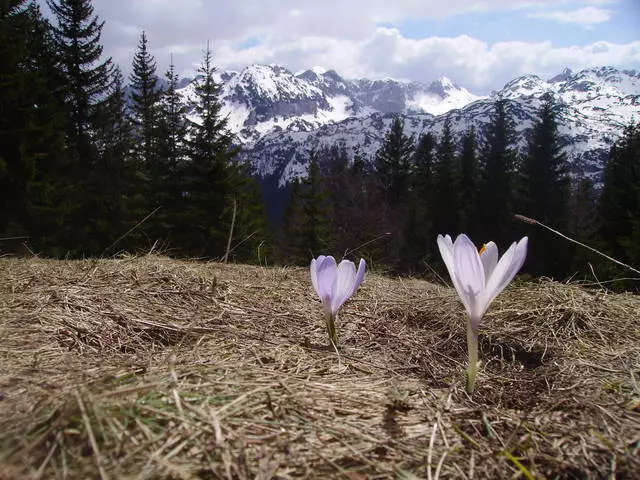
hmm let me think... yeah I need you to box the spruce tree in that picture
[568,174,600,276]
[599,123,640,271]
[432,119,460,236]
[180,42,239,256]
[458,127,479,236]
[477,99,518,246]
[88,66,135,254]
[406,132,437,266]
[155,58,188,245]
[281,155,333,264]
[47,0,113,166]
[47,0,114,255]
[375,116,414,207]
[129,31,161,179]
[518,96,571,277]
[1,2,69,254]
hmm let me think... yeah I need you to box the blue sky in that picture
[40,0,640,93]
[391,1,639,46]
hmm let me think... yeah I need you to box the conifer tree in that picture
[375,116,414,207]
[404,132,436,264]
[180,42,239,256]
[47,0,113,167]
[568,174,600,275]
[518,96,571,277]
[47,0,114,255]
[129,31,160,175]
[281,155,333,264]
[1,1,69,253]
[432,119,460,236]
[599,123,640,270]
[477,99,518,246]
[458,127,479,235]
[150,59,188,244]
[87,66,135,254]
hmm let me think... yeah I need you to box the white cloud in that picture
[38,0,635,93]
[212,27,640,93]
[528,6,613,25]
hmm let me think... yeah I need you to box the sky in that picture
[39,0,640,94]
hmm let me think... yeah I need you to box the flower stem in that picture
[326,312,338,346]
[466,317,479,394]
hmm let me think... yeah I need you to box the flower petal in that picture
[437,234,455,281]
[310,256,324,298]
[453,234,486,320]
[330,259,357,314]
[481,237,528,310]
[480,241,499,281]
[315,256,337,304]
[349,258,366,298]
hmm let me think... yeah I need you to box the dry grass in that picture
[0,255,638,479]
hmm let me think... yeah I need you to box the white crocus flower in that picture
[437,233,528,393]
[310,255,366,346]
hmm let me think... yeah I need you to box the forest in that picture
[1,0,639,289]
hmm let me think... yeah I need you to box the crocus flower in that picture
[310,255,366,346]
[437,234,528,393]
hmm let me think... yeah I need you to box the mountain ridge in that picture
[174,64,640,187]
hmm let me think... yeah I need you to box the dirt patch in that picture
[0,256,639,479]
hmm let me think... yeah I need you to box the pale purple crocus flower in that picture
[437,234,528,393]
[310,256,366,345]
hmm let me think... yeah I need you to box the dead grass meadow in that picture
[0,255,639,479]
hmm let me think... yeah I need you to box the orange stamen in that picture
[479,244,487,255]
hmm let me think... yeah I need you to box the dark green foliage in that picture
[517,96,571,277]
[599,123,640,271]
[151,59,188,248]
[432,119,460,236]
[477,99,518,246]
[0,1,70,254]
[47,0,113,166]
[458,127,479,236]
[46,0,115,255]
[87,66,135,254]
[403,132,436,268]
[375,116,414,207]
[281,154,334,264]
[178,43,240,257]
[223,162,270,263]
[567,175,600,276]
[129,31,160,171]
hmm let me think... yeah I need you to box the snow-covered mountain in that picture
[175,65,639,187]
[177,64,483,144]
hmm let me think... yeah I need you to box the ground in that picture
[0,256,638,479]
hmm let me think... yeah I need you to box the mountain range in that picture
[175,64,640,188]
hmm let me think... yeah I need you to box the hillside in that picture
[173,65,640,186]
[1,256,638,478]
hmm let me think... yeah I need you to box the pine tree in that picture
[223,162,270,263]
[477,99,518,246]
[458,127,479,235]
[568,174,600,276]
[88,66,135,254]
[599,123,640,271]
[432,119,460,236]
[47,0,114,255]
[180,42,239,256]
[129,31,160,178]
[517,96,571,277]
[154,58,188,246]
[281,155,333,264]
[375,116,414,207]
[405,131,437,266]
[1,2,69,254]
[47,0,113,167]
